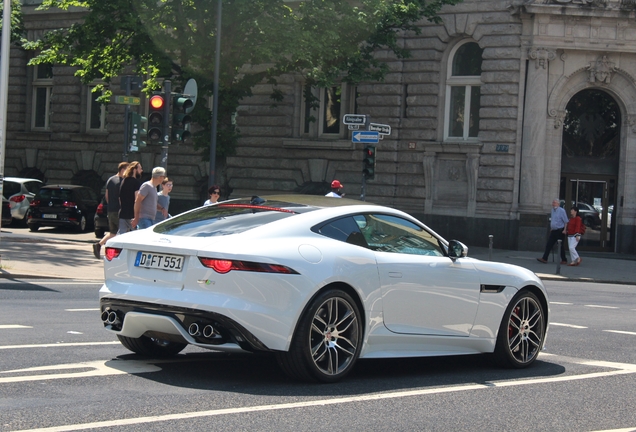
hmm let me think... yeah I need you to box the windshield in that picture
[154,200,314,237]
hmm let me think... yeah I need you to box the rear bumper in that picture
[100,298,272,353]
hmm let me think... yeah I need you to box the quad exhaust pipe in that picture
[101,310,121,326]
[188,322,216,339]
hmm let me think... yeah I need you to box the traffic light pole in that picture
[360,174,367,201]
[160,80,171,170]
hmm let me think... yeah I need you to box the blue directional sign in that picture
[352,131,380,143]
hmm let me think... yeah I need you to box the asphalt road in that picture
[1,278,635,432]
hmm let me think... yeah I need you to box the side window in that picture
[25,182,41,194]
[357,214,444,256]
[315,216,368,248]
[32,64,53,130]
[444,41,483,141]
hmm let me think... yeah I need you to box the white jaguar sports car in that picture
[99,195,549,382]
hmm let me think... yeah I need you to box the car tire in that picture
[28,224,39,232]
[276,289,362,383]
[116,335,187,357]
[494,290,545,368]
[76,215,87,232]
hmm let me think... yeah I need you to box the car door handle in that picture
[388,272,402,278]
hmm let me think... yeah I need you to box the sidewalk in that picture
[0,229,635,285]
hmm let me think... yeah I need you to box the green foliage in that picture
[0,0,26,44]
[24,0,462,159]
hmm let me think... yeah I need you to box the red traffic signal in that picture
[149,95,165,110]
[148,94,165,142]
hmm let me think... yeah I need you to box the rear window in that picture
[36,188,74,201]
[154,200,313,237]
[3,181,21,197]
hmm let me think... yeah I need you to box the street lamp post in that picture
[209,0,222,188]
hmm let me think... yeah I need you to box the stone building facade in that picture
[3,0,636,253]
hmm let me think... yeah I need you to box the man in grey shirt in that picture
[537,199,570,264]
[134,167,166,229]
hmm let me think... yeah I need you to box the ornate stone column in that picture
[519,47,556,213]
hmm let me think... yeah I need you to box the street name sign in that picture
[115,96,141,105]
[343,114,366,125]
[352,131,380,143]
[369,122,391,135]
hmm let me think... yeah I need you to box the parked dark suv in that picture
[28,185,100,232]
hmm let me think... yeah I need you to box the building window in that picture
[444,41,483,141]
[32,64,53,130]
[302,83,352,138]
[87,86,106,131]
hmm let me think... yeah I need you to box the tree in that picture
[24,0,462,159]
[0,0,25,44]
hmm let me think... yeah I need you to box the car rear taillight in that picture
[105,247,122,261]
[198,257,298,274]
[30,199,41,207]
[10,194,26,203]
[96,203,106,215]
[62,201,77,208]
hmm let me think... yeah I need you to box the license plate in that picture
[42,214,57,219]
[134,251,184,272]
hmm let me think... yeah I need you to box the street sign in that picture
[352,131,379,143]
[369,122,391,135]
[343,114,366,125]
[115,96,141,105]
[348,124,360,130]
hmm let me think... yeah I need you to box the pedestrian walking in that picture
[204,185,221,205]
[325,180,344,198]
[134,167,166,229]
[537,198,569,264]
[155,177,172,222]
[118,161,143,234]
[93,161,129,259]
[566,205,585,266]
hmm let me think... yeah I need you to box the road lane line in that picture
[0,341,120,350]
[10,354,636,432]
[0,325,32,329]
[550,322,587,329]
[65,308,100,312]
[549,302,573,305]
[585,305,619,309]
[604,330,636,336]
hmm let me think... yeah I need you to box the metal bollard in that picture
[556,239,562,274]
[488,235,493,261]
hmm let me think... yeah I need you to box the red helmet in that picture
[331,180,343,189]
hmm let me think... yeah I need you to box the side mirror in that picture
[448,240,468,260]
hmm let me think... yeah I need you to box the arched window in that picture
[444,41,483,141]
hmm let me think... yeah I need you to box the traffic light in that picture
[147,94,166,144]
[172,94,194,142]
[128,112,147,153]
[363,145,376,180]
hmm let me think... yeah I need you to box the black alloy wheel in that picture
[494,290,545,368]
[277,289,362,383]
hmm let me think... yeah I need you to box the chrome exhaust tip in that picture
[202,325,215,338]
[188,323,200,336]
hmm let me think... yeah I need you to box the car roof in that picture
[233,194,380,211]
[39,184,86,190]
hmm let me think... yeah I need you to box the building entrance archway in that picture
[559,89,619,252]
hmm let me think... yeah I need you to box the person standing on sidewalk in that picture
[134,167,166,229]
[155,177,172,222]
[93,162,129,259]
[566,206,585,266]
[118,161,143,234]
[537,199,569,264]
[325,180,344,198]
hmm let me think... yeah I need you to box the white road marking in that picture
[65,308,100,312]
[0,341,120,350]
[549,302,573,305]
[585,305,619,309]
[589,428,636,432]
[604,330,636,336]
[550,322,588,329]
[0,325,32,329]
[9,354,636,432]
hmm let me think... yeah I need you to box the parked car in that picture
[100,195,550,383]
[1,197,12,226]
[27,185,100,232]
[575,202,602,229]
[2,177,44,226]
[94,196,109,238]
